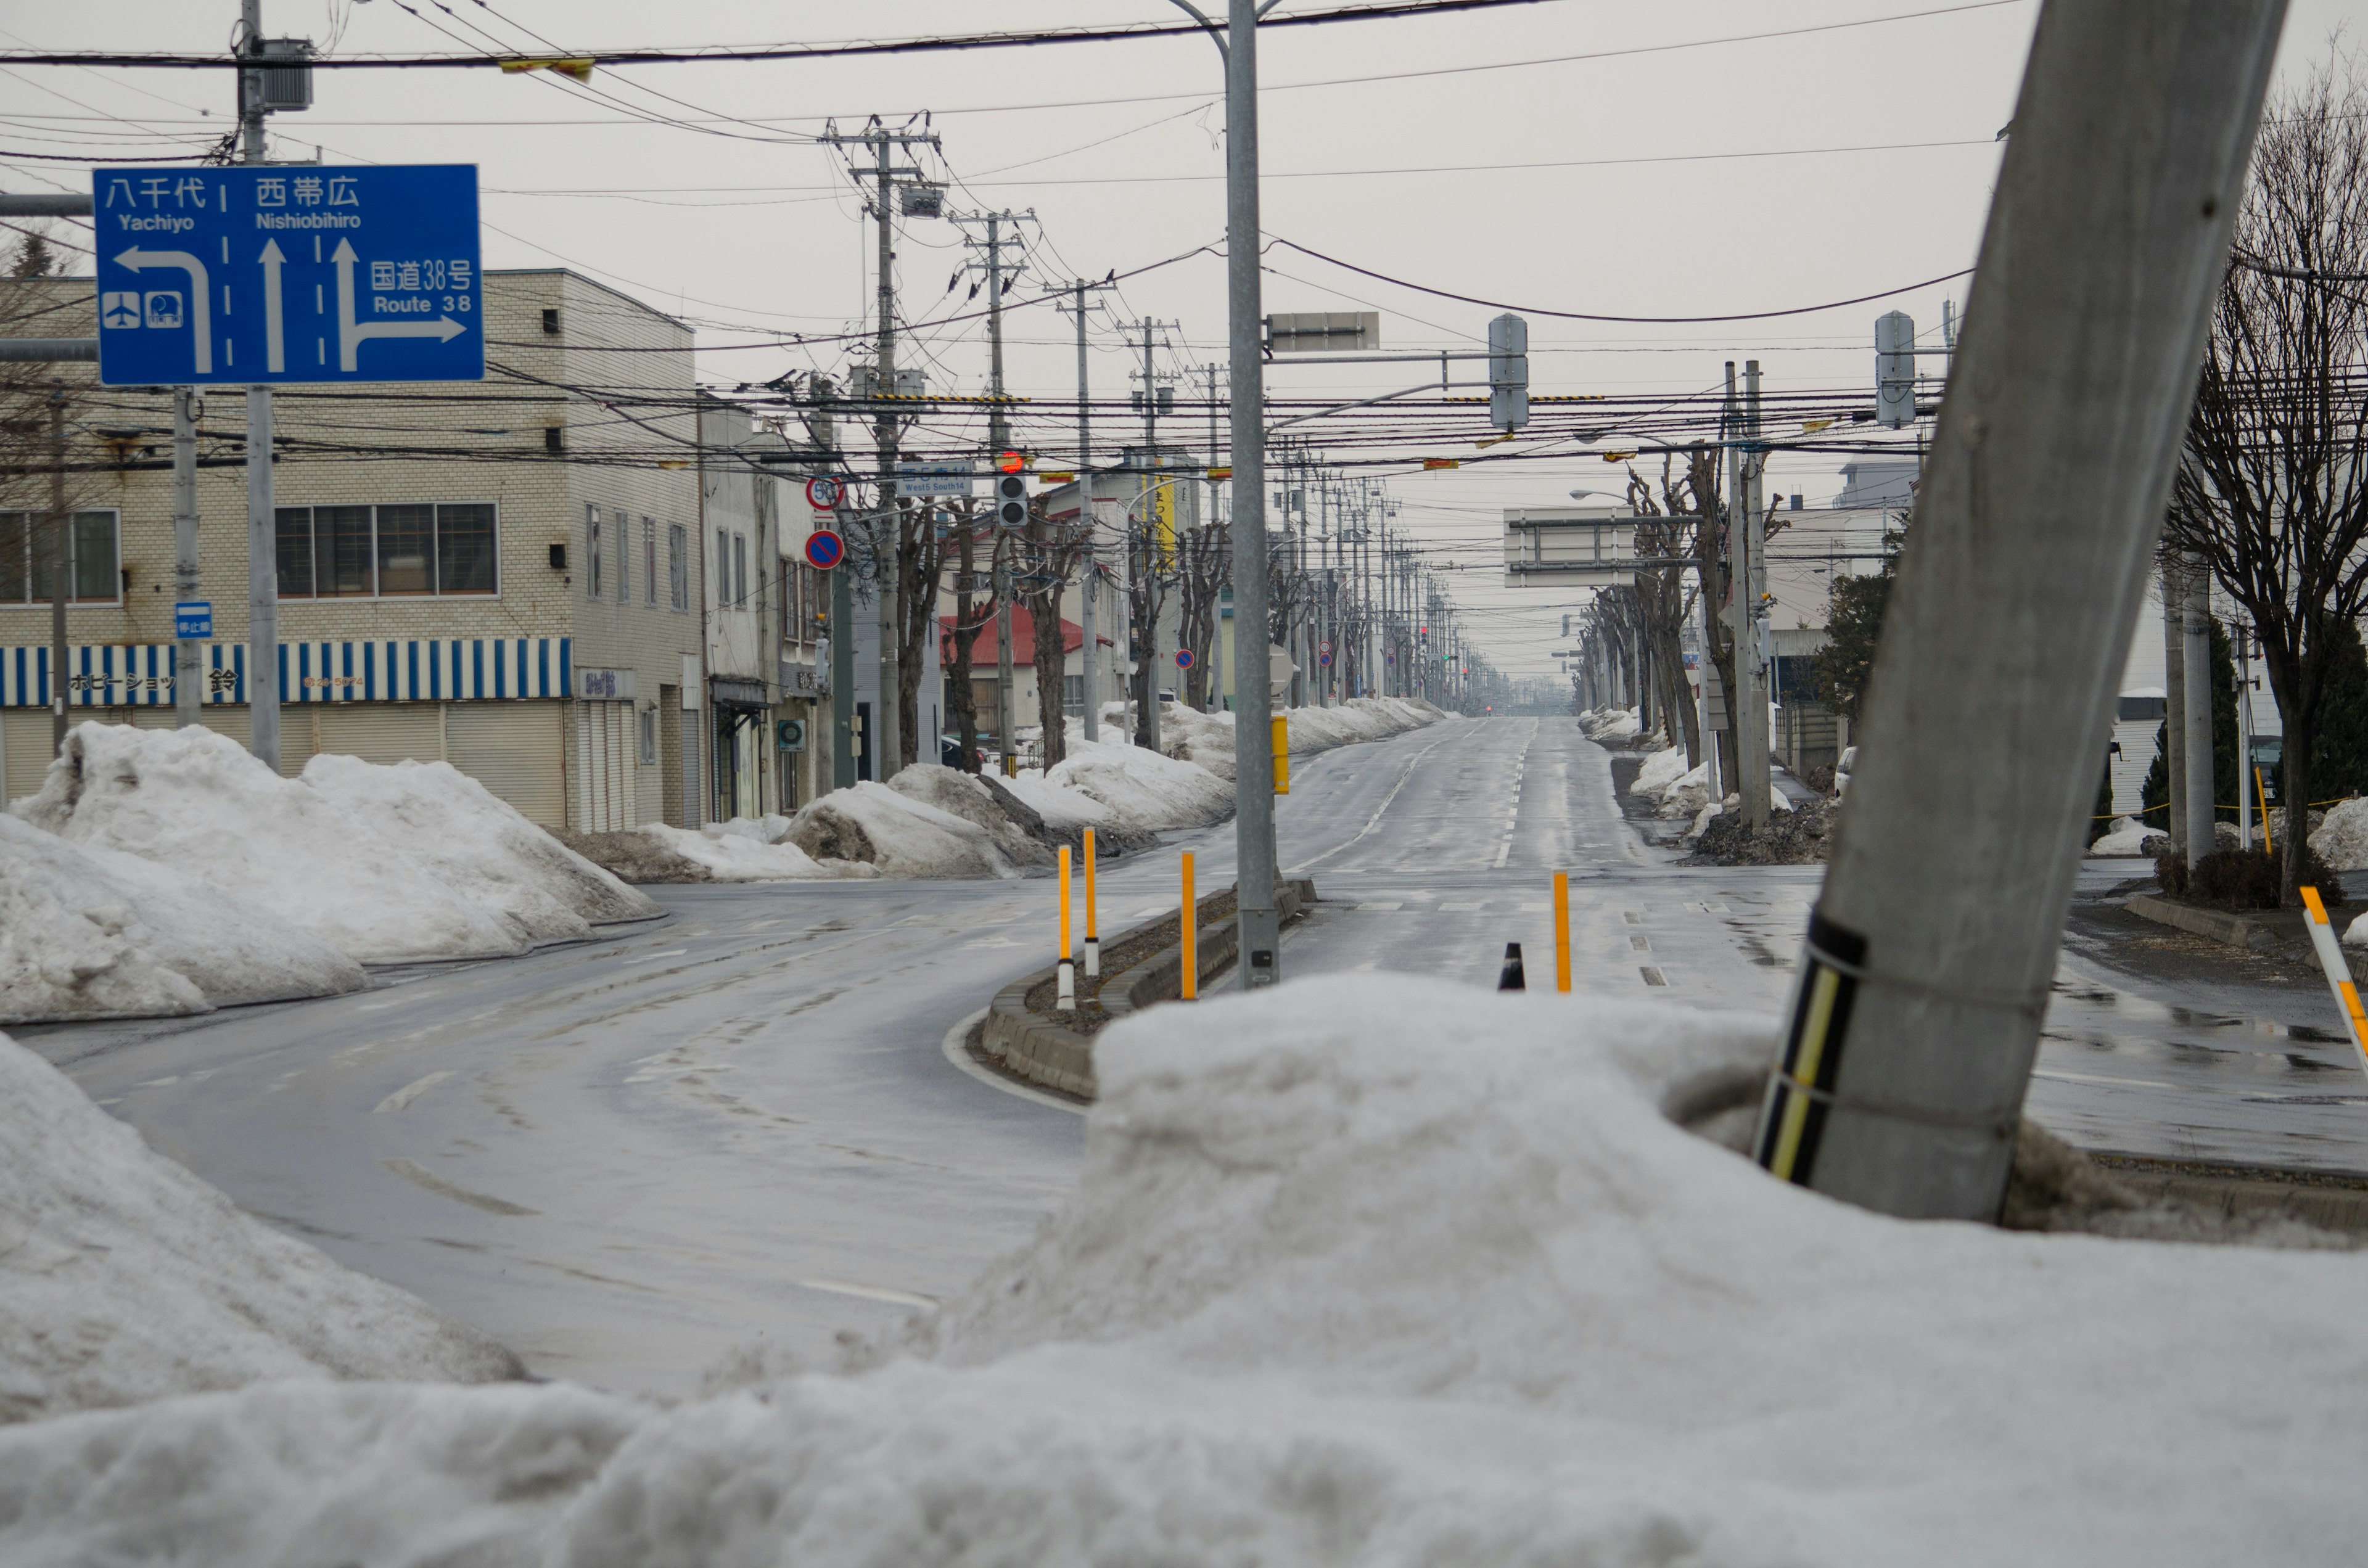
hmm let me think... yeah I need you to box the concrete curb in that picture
[2124,892,2280,950]
[978,878,1318,1102]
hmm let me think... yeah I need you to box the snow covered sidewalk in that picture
[7,975,2364,1564]
[0,1028,519,1426]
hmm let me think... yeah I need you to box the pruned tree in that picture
[1624,458,1704,766]
[1022,499,1088,769]
[1175,517,1230,709]
[894,496,946,770]
[942,498,994,774]
[2160,51,2368,902]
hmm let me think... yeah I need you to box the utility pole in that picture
[1071,277,1111,743]
[1750,0,2284,1221]
[240,0,280,771]
[2161,560,2188,855]
[172,388,200,728]
[813,382,859,792]
[1125,316,1178,753]
[985,214,1016,776]
[820,120,940,782]
[2181,551,2214,865]
[1724,363,1772,831]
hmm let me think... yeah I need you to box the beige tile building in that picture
[1,268,718,828]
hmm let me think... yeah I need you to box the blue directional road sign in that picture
[92,165,482,386]
[173,601,212,639]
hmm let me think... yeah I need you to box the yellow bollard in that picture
[2258,767,2274,856]
[1180,852,1198,1001]
[1272,714,1289,795]
[1056,846,1075,1011]
[1083,827,1100,977]
[1553,871,1571,993]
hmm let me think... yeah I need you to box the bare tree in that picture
[1022,499,1088,768]
[942,499,994,774]
[1175,518,1230,708]
[2162,52,2368,901]
[1624,458,1704,767]
[892,495,947,771]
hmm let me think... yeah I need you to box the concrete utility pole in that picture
[2161,560,2188,855]
[2182,552,2215,864]
[1071,277,1106,743]
[812,385,859,792]
[983,213,1016,775]
[172,388,201,728]
[240,0,280,770]
[1127,316,1177,755]
[1738,361,1773,828]
[1751,0,2286,1221]
[820,120,939,781]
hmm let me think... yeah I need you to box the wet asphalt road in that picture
[22,716,2368,1396]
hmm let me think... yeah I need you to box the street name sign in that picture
[897,462,973,498]
[92,165,483,386]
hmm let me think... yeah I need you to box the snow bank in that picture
[995,769,1115,835]
[644,823,873,882]
[2311,797,2368,870]
[1627,743,1688,797]
[13,976,2368,1563]
[1043,735,1233,829]
[301,753,659,928]
[887,765,1050,866]
[707,814,797,845]
[1581,705,1642,742]
[14,724,656,963]
[2091,816,2172,858]
[0,816,364,1025]
[786,781,1020,879]
[0,1028,519,1426]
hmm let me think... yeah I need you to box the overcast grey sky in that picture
[6,1,2359,675]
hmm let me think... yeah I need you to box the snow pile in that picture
[1626,744,1688,797]
[1275,696,1441,754]
[707,814,797,845]
[644,823,873,883]
[300,753,659,929]
[12,976,2368,1563]
[14,724,656,963]
[996,768,1116,835]
[786,780,1021,879]
[1581,705,1643,742]
[1655,759,1716,818]
[0,816,365,1025]
[2090,815,2172,858]
[2310,797,2368,870]
[887,765,1051,866]
[1043,734,1233,829]
[0,1027,519,1426]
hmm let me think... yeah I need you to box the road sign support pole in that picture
[172,387,201,729]
[831,502,858,791]
[1750,0,2286,1221]
[246,386,278,770]
[1075,278,1100,745]
[46,394,67,752]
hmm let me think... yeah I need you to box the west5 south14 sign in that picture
[92,165,483,386]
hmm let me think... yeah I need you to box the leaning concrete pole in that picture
[1753,0,2285,1221]
[2181,553,2216,864]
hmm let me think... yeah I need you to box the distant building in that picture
[1,269,709,830]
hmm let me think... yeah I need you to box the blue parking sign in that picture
[92,165,483,386]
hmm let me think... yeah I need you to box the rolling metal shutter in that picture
[567,700,636,831]
[312,702,448,768]
[446,700,564,827]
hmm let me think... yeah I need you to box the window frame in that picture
[586,504,604,601]
[0,509,125,607]
[643,517,657,607]
[268,503,503,601]
[615,506,631,605]
[733,532,747,610]
[668,523,688,612]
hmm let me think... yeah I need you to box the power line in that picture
[1269,236,1976,324]
[0,0,1560,72]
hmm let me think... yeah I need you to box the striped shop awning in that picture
[1,639,572,708]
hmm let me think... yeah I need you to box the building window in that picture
[1063,674,1085,715]
[668,523,688,611]
[733,532,747,609]
[615,507,631,604]
[639,705,657,766]
[643,517,657,606]
[715,527,730,609]
[273,504,500,599]
[586,505,603,600]
[0,510,120,605]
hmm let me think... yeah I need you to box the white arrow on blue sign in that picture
[92,165,483,386]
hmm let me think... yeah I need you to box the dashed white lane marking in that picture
[374,1070,453,1114]
[1640,967,1668,987]
[1357,901,1405,911]
[1288,726,1465,874]
[2031,1068,2175,1090]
